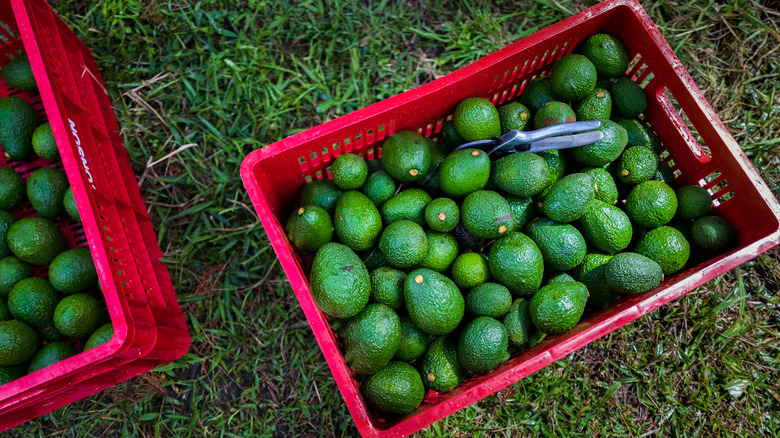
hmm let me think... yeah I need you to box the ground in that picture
[10,0,780,437]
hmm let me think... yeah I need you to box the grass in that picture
[10,0,780,436]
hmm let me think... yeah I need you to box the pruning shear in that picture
[453,120,604,158]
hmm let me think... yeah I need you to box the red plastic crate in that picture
[0,0,190,430]
[240,1,780,436]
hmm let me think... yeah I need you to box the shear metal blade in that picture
[523,131,605,153]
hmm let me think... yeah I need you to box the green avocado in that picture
[550,54,597,101]
[497,102,531,134]
[0,211,17,259]
[582,166,618,205]
[574,88,612,121]
[451,252,490,290]
[381,188,432,226]
[421,336,466,393]
[454,97,501,142]
[48,248,99,294]
[654,161,677,189]
[310,242,371,318]
[526,218,587,271]
[438,148,491,198]
[414,140,448,196]
[6,217,67,266]
[635,226,690,275]
[63,188,80,221]
[613,117,663,155]
[8,277,60,329]
[541,173,596,223]
[0,96,40,161]
[440,120,466,149]
[393,315,431,362]
[379,220,428,269]
[334,191,382,251]
[610,77,648,118]
[490,152,551,198]
[625,180,677,228]
[331,153,368,190]
[605,252,664,295]
[84,323,114,350]
[461,190,515,239]
[360,361,424,415]
[505,195,535,232]
[370,267,406,310]
[488,232,544,297]
[520,76,556,113]
[285,205,334,254]
[458,316,508,375]
[502,298,534,348]
[0,256,31,299]
[424,198,459,233]
[571,119,628,167]
[529,281,588,334]
[0,168,25,211]
[0,320,39,366]
[537,149,566,186]
[344,303,401,375]
[533,101,576,129]
[578,199,633,254]
[381,130,431,182]
[581,34,630,78]
[573,252,616,310]
[32,122,59,162]
[26,167,69,221]
[404,268,464,336]
[465,282,513,319]
[691,216,737,252]
[28,342,78,374]
[418,230,458,273]
[298,179,342,214]
[675,185,712,220]
[2,56,37,92]
[617,145,658,185]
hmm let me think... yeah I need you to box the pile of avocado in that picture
[0,56,112,386]
[288,33,739,417]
